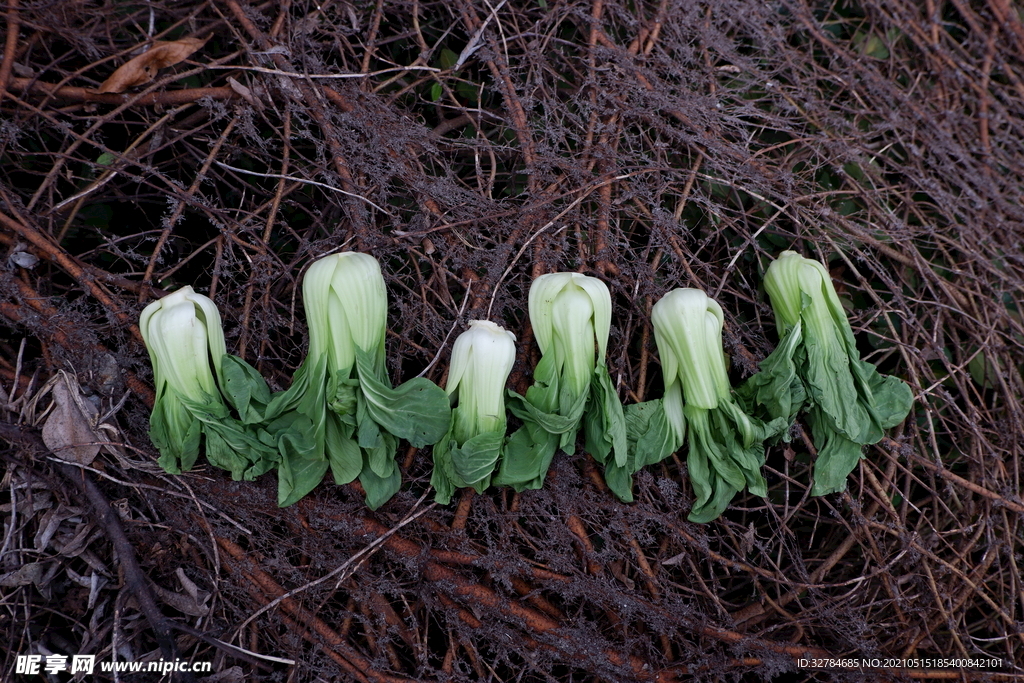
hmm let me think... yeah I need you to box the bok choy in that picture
[431,320,516,503]
[141,286,276,480]
[738,251,913,495]
[262,252,451,508]
[497,273,627,493]
[652,289,786,522]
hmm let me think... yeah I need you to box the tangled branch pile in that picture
[1,0,1022,680]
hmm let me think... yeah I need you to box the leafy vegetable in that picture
[652,289,786,522]
[265,252,452,508]
[605,397,678,502]
[431,320,516,503]
[497,273,627,493]
[738,251,913,495]
[140,286,276,479]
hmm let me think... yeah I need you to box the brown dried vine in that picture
[1,0,1023,681]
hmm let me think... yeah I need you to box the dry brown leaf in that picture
[56,522,97,558]
[175,567,211,608]
[0,491,52,515]
[0,562,48,588]
[152,582,211,617]
[97,37,205,94]
[41,373,103,465]
[227,76,264,110]
[34,503,82,550]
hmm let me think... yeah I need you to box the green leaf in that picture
[686,407,752,522]
[854,31,890,60]
[429,82,442,102]
[513,339,585,452]
[736,322,807,430]
[365,431,398,479]
[598,458,630,501]
[276,438,327,507]
[244,428,280,480]
[264,358,327,475]
[156,390,203,469]
[583,364,628,467]
[220,354,271,424]
[807,406,864,495]
[180,389,279,476]
[325,412,361,484]
[500,358,626,493]
[709,405,768,497]
[682,400,776,523]
[430,470,456,505]
[455,81,480,105]
[494,425,558,490]
[524,353,561,411]
[165,391,269,478]
[507,389,585,434]
[359,464,402,510]
[152,401,201,474]
[719,399,788,449]
[849,357,913,435]
[430,435,457,504]
[966,348,999,389]
[801,312,870,442]
[603,460,635,502]
[624,400,679,469]
[502,352,590,487]
[207,421,273,477]
[805,357,911,496]
[203,428,250,480]
[354,347,452,447]
[265,354,326,421]
[266,411,312,449]
[687,472,740,523]
[686,428,713,512]
[330,379,358,416]
[686,406,746,492]
[439,48,459,70]
[450,429,504,490]
[356,394,385,449]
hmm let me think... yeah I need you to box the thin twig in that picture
[232,494,434,635]
[213,161,393,215]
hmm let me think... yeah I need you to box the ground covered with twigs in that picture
[2,0,1023,681]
